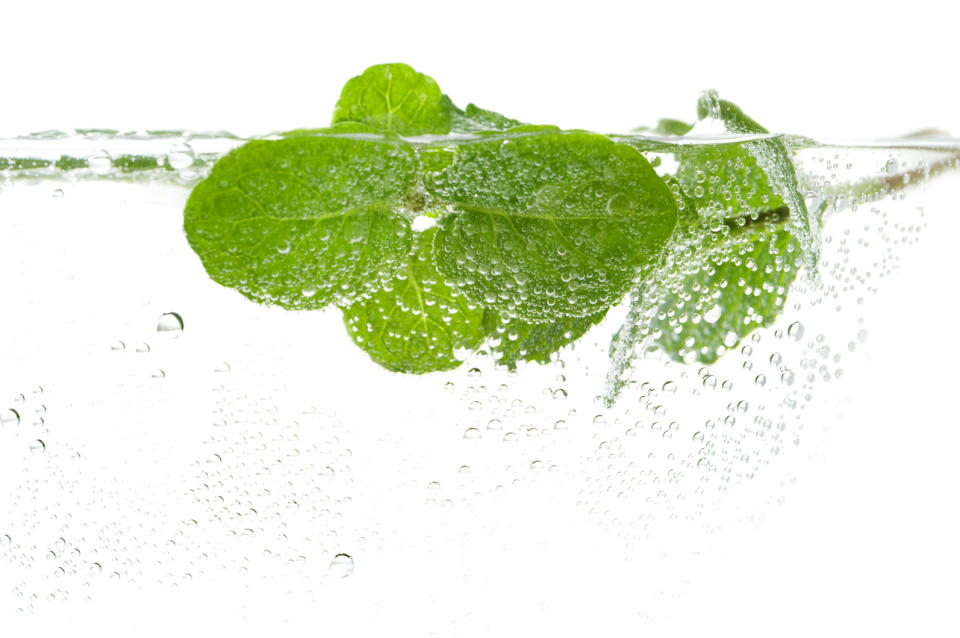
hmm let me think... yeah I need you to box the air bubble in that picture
[166,143,195,170]
[88,152,112,174]
[329,553,354,578]
[1,409,19,426]
[787,321,805,341]
[156,312,184,334]
[703,305,722,323]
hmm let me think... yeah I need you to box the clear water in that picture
[1,131,958,635]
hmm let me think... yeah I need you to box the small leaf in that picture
[332,63,451,135]
[184,126,415,309]
[341,227,485,374]
[428,129,678,322]
[484,310,606,370]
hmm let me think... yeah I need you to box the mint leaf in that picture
[427,129,678,323]
[484,310,606,370]
[651,223,801,364]
[341,227,485,373]
[184,125,415,310]
[332,63,451,135]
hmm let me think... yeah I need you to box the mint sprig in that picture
[184,63,817,387]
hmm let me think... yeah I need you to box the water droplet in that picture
[754,374,767,387]
[769,352,783,366]
[463,427,481,440]
[329,553,354,578]
[780,370,795,386]
[662,381,677,394]
[156,312,183,334]
[1,409,20,426]
[787,321,805,341]
[453,344,472,361]
[135,343,150,353]
[110,340,126,351]
[301,285,317,298]
[29,440,46,455]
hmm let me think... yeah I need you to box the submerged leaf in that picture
[341,227,485,374]
[651,224,802,364]
[428,129,678,323]
[184,125,415,309]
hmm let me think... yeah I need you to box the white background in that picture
[2,1,959,637]
[3,0,960,139]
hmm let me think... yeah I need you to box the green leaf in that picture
[332,63,451,135]
[427,129,678,323]
[184,125,415,310]
[484,310,606,370]
[341,227,485,373]
[651,223,802,364]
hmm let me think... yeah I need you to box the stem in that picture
[821,153,960,204]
